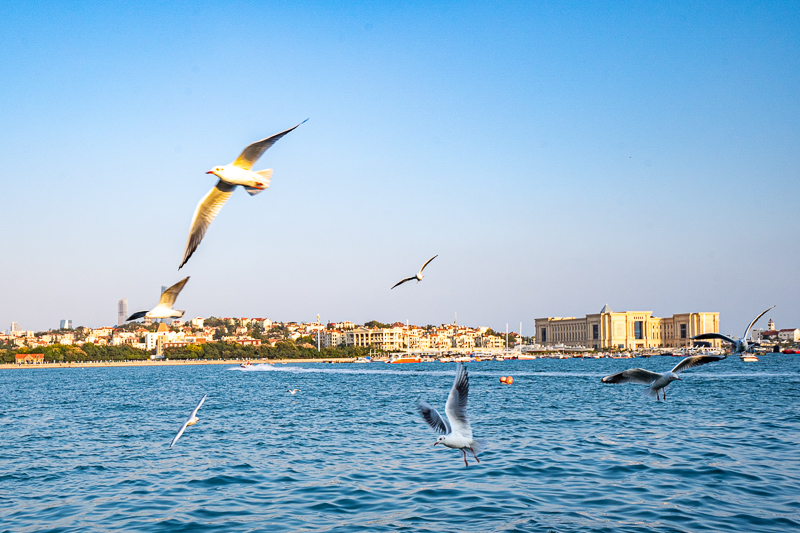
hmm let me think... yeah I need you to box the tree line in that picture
[1,340,375,363]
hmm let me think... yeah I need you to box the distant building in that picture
[10,322,21,333]
[59,319,73,330]
[778,329,800,343]
[15,353,44,364]
[535,305,720,350]
[118,299,128,326]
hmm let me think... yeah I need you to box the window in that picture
[541,328,547,342]
[593,324,599,340]
[680,324,687,339]
[634,321,643,340]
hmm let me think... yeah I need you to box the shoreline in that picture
[0,358,357,370]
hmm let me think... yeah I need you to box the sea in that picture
[1,356,799,532]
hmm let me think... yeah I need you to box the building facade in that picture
[118,299,128,326]
[535,304,720,350]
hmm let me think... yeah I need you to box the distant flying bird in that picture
[170,394,207,448]
[418,363,484,467]
[692,306,775,355]
[391,255,438,289]
[601,354,727,400]
[287,389,301,395]
[127,277,189,321]
[179,120,307,269]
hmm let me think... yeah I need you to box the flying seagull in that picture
[170,394,207,448]
[601,354,726,400]
[418,362,484,467]
[391,255,438,289]
[127,277,189,321]
[179,120,307,269]
[287,389,301,395]
[692,306,775,355]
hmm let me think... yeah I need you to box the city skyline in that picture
[1,2,798,334]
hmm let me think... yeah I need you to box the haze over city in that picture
[1,1,798,334]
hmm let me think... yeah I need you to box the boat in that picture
[740,354,758,362]
[240,361,252,368]
[354,356,371,363]
[517,354,537,360]
[387,356,422,364]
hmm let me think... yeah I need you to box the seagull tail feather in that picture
[471,439,487,454]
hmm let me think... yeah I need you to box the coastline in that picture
[0,358,357,370]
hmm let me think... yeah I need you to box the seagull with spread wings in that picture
[179,120,307,269]
[692,306,774,355]
[601,354,726,400]
[170,394,207,448]
[127,277,190,321]
[418,363,484,467]
[391,255,438,289]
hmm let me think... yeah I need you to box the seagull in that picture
[127,277,189,321]
[287,389,301,395]
[601,354,727,400]
[692,306,775,355]
[418,362,484,467]
[391,255,438,289]
[170,394,206,448]
[179,120,307,269]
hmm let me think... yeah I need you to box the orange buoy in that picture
[506,376,514,384]
[499,376,507,383]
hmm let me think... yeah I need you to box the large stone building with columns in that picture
[535,305,720,351]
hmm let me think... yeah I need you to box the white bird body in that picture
[170,394,206,448]
[207,164,271,190]
[127,277,189,322]
[179,120,307,269]
[418,362,483,467]
[601,355,726,400]
[287,389,301,395]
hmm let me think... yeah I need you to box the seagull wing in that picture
[179,180,236,269]
[158,277,190,308]
[170,420,190,448]
[742,305,775,340]
[671,354,726,374]
[418,255,438,274]
[601,368,661,385]
[126,311,147,321]
[190,394,207,418]
[418,400,450,434]
[232,119,307,170]
[444,363,471,438]
[692,332,737,345]
[391,277,416,289]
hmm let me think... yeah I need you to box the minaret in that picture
[768,318,775,331]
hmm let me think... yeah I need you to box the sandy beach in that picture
[0,358,357,370]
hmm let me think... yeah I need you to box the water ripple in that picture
[1,357,799,532]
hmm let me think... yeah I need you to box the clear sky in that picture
[1,1,798,336]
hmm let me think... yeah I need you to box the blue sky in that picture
[1,1,798,335]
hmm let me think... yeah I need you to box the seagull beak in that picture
[206,170,214,174]
[433,441,438,446]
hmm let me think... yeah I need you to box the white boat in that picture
[740,354,758,362]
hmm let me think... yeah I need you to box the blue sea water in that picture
[1,356,799,533]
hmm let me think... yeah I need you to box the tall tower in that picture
[768,318,775,331]
[10,322,20,333]
[118,299,128,326]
